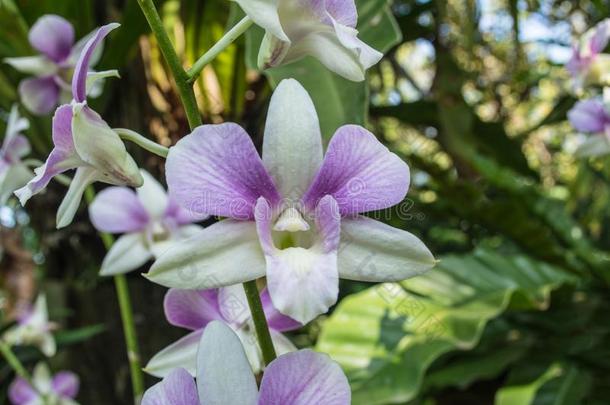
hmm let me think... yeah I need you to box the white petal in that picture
[338,216,436,282]
[145,330,201,378]
[85,69,119,97]
[575,134,610,158]
[100,233,152,276]
[4,56,57,76]
[0,164,33,205]
[136,170,169,219]
[146,220,265,289]
[149,224,204,258]
[233,0,288,41]
[233,327,264,374]
[218,285,251,327]
[286,29,368,81]
[40,334,57,357]
[262,79,323,199]
[266,247,339,324]
[270,330,297,356]
[56,166,98,229]
[32,363,53,394]
[197,321,258,405]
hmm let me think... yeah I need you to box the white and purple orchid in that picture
[566,18,610,90]
[0,105,33,204]
[142,321,350,405]
[145,285,300,377]
[2,295,56,357]
[14,23,143,229]
[147,79,435,324]
[9,363,79,405]
[4,15,109,115]
[235,0,382,81]
[89,170,203,276]
[567,97,610,157]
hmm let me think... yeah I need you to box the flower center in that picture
[273,207,310,232]
[147,220,172,245]
[272,207,314,249]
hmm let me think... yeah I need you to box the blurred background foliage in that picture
[1,0,610,404]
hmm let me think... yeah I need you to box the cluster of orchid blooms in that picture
[566,19,610,157]
[0,1,439,404]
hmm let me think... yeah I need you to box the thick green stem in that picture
[243,281,277,365]
[137,0,202,128]
[186,16,253,83]
[115,128,169,158]
[84,188,145,403]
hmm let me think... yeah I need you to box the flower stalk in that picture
[115,128,169,158]
[84,188,145,403]
[186,16,253,83]
[243,280,277,365]
[137,0,279,371]
[136,0,202,128]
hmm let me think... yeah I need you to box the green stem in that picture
[84,188,145,403]
[0,341,30,380]
[243,281,277,365]
[0,342,50,401]
[137,0,202,129]
[186,16,253,83]
[113,275,145,401]
[115,128,169,158]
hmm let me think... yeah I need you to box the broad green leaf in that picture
[316,248,576,405]
[245,0,402,138]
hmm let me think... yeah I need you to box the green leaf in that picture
[316,248,576,405]
[496,363,591,405]
[245,0,402,138]
[54,324,105,346]
[496,363,563,405]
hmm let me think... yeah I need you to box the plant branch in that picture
[243,280,277,365]
[186,16,253,83]
[115,128,169,158]
[137,0,202,128]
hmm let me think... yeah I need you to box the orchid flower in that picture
[2,295,56,357]
[142,321,350,405]
[0,105,33,204]
[234,0,382,81]
[566,18,610,90]
[4,15,109,115]
[9,363,79,405]
[89,170,203,275]
[567,97,610,157]
[145,285,300,377]
[14,23,143,229]
[147,79,435,324]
